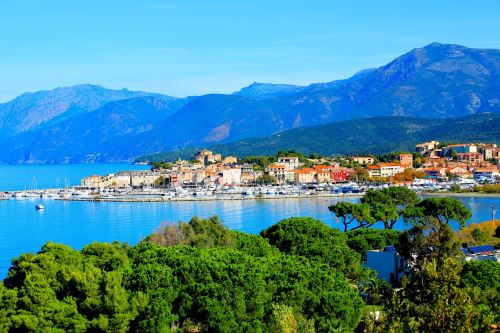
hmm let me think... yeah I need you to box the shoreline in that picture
[55,193,364,203]
[423,192,500,198]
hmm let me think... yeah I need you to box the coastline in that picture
[423,192,500,198]
[56,193,364,203]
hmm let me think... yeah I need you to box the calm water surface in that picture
[0,195,498,276]
[0,163,150,191]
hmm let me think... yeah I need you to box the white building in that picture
[222,168,242,185]
[379,163,402,177]
[277,156,300,170]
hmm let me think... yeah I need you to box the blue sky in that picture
[1,0,499,101]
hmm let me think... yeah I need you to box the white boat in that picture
[35,204,45,210]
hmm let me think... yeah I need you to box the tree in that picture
[349,166,369,182]
[461,260,500,325]
[359,275,392,305]
[256,174,278,185]
[393,169,425,182]
[0,216,366,332]
[346,228,401,260]
[377,258,487,333]
[260,217,361,278]
[361,187,418,229]
[402,197,472,229]
[328,202,375,231]
[268,304,315,333]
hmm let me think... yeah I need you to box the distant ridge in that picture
[1,43,500,163]
[136,113,500,162]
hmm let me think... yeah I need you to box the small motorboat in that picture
[35,204,45,210]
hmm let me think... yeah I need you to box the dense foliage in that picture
[368,199,498,332]
[457,220,500,247]
[260,217,362,279]
[346,229,401,260]
[0,217,364,333]
[1,203,498,332]
[175,113,500,158]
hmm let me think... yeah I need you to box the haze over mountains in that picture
[1,43,499,163]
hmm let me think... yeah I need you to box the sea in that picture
[0,163,498,277]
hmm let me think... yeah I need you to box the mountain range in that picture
[0,43,499,163]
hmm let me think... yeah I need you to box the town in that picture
[72,141,499,199]
[2,141,498,201]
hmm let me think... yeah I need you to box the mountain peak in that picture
[234,82,305,100]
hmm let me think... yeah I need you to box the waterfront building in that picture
[267,164,287,184]
[423,167,447,180]
[277,156,300,170]
[292,168,316,184]
[330,168,351,182]
[473,167,499,180]
[222,168,242,185]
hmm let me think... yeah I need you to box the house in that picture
[192,149,222,165]
[473,168,499,180]
[267,164,286,184]
[81,175,103,187]
[446,166,472,178]
[315,169,331,183]
[277,156,300,170]
[415,140,439,154]
[443,144,478,156]
[330,168,352,182]
[482,146,498,160]
[365,246,410,286]
[223,156,238,165]
[292,168,316,184]
[352,156,375,165]
[461,245,499,262]
[423,167,447,180]
[458,152,484,165]
[378,163,402,177]
[367,165,381,178]
[399,153,413,168]
[222,168,242,185]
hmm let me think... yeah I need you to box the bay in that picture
[0,163,150,191]
[0,194,498,277]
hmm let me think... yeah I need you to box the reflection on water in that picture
[0,195,498,276]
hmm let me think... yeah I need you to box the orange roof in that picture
[314,165,332,169]
[268,164,286,169]
[378,163,400,167]
[368,165,381,170]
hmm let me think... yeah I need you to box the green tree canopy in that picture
[402,197,472,229]
[361,187,419,229]
[328,202,375,231]
[0,216,365,333]
[346,228,401,260]
[260,217,361,278]
[377,258,487,333]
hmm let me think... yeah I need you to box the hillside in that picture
[0,84,158,142]
[0,96,189,163]
[1,43,500,163]
[137,113,500,161]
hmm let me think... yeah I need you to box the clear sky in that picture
[1,0,500,102]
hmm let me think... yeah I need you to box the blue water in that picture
[0,194,498,277]
[0,163,150,191]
